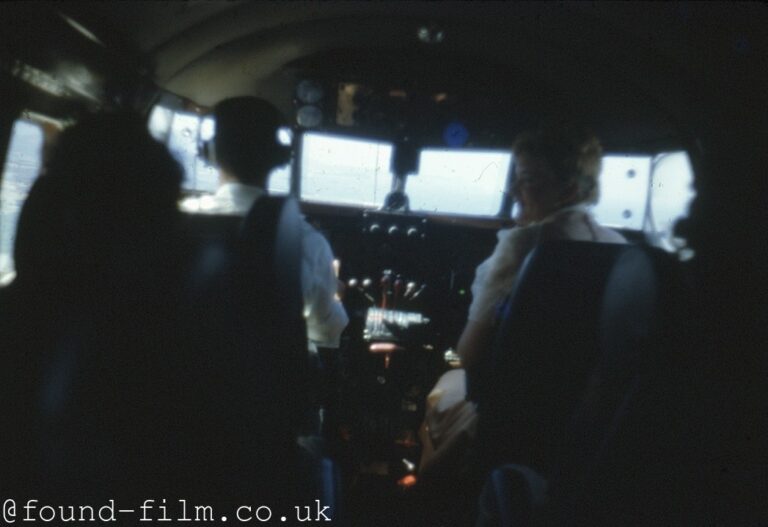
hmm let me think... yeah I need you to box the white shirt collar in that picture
[212,182,266,215]
[536,202,592,225]
[215,182,265,201]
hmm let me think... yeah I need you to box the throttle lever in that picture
[380,274,391,309]
[393,277,404,309]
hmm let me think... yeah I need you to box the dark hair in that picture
[43,112,183,258]
[213,97,290,185]
[512,127,603,204]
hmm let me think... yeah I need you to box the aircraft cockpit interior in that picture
[0,2,765,526]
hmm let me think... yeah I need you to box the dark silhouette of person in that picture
[0,111,185,501]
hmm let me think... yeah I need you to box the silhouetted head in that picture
[511,127,602,226]
[41,112,183,273]
[212,97,290,186]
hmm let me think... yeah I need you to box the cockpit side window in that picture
[590,151,695,252]
[592,155,653,230]
[647,151,696,252]
[148,105,291,199]
[0,119,44,285]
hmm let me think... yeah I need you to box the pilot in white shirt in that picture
[186,96,348,351]
[458,128,626,369]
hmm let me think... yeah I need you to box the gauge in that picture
[296,79,324,104]
[296,105,323,128]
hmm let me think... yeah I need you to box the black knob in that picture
[388,225,400,236]
[369,223,382,234]
[407,227,419,238]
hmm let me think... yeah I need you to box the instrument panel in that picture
[307,207,499,475]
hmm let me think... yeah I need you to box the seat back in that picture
[476,244,697,526]
[27,196,310,508]
[552,245,702,524]
[228,195,309,436]
[559,245,665,477]
[472,241,631,474]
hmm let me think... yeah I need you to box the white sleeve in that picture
[467,226,539,324]
[300,221,349,348]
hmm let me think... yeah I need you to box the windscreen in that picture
[300,132,392,207]
[147,104,696,253]
[406,149,511,216]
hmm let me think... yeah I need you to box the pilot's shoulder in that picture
[600,226,628,244]
[299,218,327,240]
[482,225,542,276]
[494,224,541,249]
[299,218,335,257]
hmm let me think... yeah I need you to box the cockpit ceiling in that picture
[9,2,768,151]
